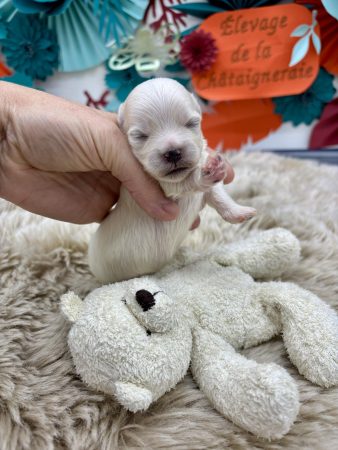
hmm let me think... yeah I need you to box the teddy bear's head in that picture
[61,277,192,410]
[123,277,180,333]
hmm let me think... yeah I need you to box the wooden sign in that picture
[192,4,320,100]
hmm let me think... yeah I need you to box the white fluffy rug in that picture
[1,152,338,450]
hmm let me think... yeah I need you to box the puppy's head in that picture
[118,78,204,183]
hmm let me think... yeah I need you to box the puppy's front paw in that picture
[201,154,226,187]
[222,206,257,224]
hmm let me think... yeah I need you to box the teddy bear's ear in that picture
[60,291,83,323]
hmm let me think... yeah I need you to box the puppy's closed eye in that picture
[129,129,149,141]
[185,118,200,129]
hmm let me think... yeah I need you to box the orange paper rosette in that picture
[0,61,11,77]
[202,99,282,150]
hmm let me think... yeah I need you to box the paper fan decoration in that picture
[202,99,282,149]
[0,0,17,22]
[0,19,6,37]
[47,0,109,72]
[0,0,148,72]
[1,13,59,80]
[12,0,73,15]
[51,0,148,71]
[273,68,335,126]
[172,0,281,19]
[296,0,338,75]
[309,98,338,148]
[92,0,148,46]
[0,70,33,86]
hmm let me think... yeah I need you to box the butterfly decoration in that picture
[108,26,180,74]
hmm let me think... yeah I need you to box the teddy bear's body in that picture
[61,228,338,439]
[162,262,279,349]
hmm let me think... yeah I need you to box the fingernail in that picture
[161,201,179,219]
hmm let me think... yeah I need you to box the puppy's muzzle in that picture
[164,149,182,164]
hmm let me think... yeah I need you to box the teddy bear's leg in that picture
[212,228,301,279]
[114,381,153,413]
[191,327,299,439]
[259,282,338,387]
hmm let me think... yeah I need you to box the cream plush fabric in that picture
[1,152,338,449]
[61,228,338,440]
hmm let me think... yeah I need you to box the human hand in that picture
[0,83,234,224]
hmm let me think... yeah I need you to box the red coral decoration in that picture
[296,0,338,75]
[84,90,110,109]
[180,30,218,73]
[144,0,187,32]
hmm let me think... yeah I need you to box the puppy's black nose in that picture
[136,290,156,312]
[164,149,182,164]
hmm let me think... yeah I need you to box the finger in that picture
[223,159,235,184]
[123,169,179,221]
[110,133,179,221]
[190,215,201,230]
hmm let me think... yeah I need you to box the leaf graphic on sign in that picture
[291,24,311,37]
[289,9,321,67]
[202,99,282,150]
[311,32,321,54]
[289,34,310,67]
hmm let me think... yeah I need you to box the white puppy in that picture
[88,78,255,283]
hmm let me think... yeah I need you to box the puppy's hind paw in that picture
[222,206,256,224]
[201,154,226,187]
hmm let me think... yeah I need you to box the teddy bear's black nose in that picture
[136,290,156,312]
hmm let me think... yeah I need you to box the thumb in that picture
[109,130,179,221]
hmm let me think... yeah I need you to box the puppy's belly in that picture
[88,189,204,283]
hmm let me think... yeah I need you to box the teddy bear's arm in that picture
[191,327,299,439]
[257,282,338,387]
[114,381,153,413]
[211,228,301,279]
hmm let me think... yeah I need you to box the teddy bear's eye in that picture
[146,329,152,336]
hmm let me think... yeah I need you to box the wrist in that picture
[0,82,12,145]
[0,82,17,198]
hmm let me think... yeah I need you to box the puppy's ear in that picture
[190,93,201,115]
[117,103,125,129]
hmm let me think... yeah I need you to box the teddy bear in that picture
[61,228,338,440]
